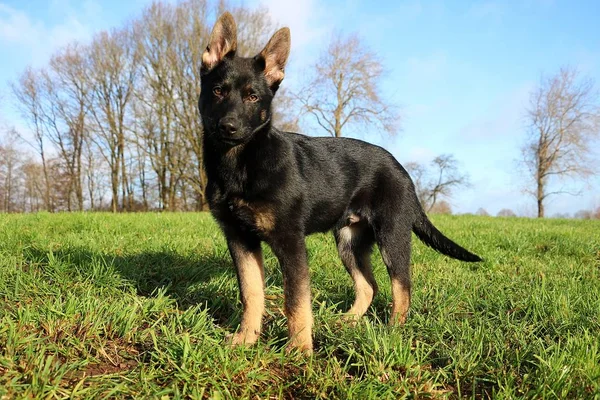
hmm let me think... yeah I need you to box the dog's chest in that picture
[226,196,276,234]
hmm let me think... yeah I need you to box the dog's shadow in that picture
[22,243,394,333]
[23,245,246,327]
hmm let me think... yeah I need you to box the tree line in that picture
[1,0,599,216]
[3,1,293,212]
[1,0,400,213]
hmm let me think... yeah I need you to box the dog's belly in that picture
[303,182,374,234]
[304,200,349,234]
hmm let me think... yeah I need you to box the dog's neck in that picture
[202,124,281,189]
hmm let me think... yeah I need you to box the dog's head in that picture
[199,12,290,146]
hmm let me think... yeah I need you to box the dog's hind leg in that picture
[374,219,412,325]
[335,217,378,320]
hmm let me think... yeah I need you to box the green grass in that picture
[0,212,599,399]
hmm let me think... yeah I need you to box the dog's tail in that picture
[412,211,482,262]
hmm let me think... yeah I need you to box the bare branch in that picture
[405,154,470,212]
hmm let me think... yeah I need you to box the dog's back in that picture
[270,131,418,233]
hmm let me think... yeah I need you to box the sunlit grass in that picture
[0,212,598,398]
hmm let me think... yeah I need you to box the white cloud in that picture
[0,3,40,45]
[0,2,95,66]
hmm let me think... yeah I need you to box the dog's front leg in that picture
[270,235,313,353]
[227,235,265,346]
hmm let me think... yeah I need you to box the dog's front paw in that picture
[226,330,260,347]
[285,332,313,355]
[285,342,313,356]
[388,310,408,326]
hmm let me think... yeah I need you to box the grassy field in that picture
[0,212,599,399]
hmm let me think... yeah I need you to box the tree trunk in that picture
[536,177,545,218]
[75,136,84,211]
[38,145,53,212]
[119,138,128,211]
[111,157,119,212]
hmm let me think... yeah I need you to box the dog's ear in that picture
[202,12,237,74]
[256,28,291,90]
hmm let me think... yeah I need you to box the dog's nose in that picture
[219,119,238,136]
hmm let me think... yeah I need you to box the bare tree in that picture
[88,27,139,212]
[574,209,592,220]
[20,159,45,212]
[296,33,399,138]
[0,129,21,212]
[12,48,91,212]
[521,67,600,218]
[11,68,54,211]
[43,44,91,211]
[476,207,490,216]
[404,161,428,207]
[429,200,452,215]
[133,2,192,211]
[497,208,517,217]
[405,154,470,212]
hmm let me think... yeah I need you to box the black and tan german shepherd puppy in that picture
[199,13,482,353]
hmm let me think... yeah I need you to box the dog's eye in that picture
[246,94,259,103]
[213,87,223,96]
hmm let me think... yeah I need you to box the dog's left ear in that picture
[256,28,291,90]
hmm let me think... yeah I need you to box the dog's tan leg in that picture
[229,243,265,345]
[378,231,412,326]
[286,278,313,353]
[271,235,313,353]
[347,253,377,318]
[390,276,410,324]
[337,224,378,319]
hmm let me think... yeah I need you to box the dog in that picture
[199,12,482,353]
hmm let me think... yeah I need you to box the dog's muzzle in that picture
[218,117,240,137]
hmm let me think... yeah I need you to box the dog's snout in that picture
[219,118,238,136]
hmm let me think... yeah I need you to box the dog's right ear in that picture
[201,12,237,74]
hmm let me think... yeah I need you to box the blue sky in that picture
[1,0,599,215]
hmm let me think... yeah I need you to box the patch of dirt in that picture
[63,338,146,384]
[80,358,138,377]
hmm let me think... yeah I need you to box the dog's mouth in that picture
[219,136,247,146]
[212,118,272,147]
[214,128,253,147]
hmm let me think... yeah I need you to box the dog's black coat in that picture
[203,127,479,262]
[199,13,481,352]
